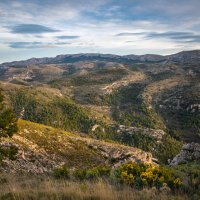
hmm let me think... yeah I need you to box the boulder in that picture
[170,142,200,166]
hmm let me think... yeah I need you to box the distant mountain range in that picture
[1,50,200,67]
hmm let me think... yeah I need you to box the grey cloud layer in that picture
[9,42,43,48]
[115,33,145,36]
[117,31,200,43]
[56,36,80,39]
[8,41,70,48]
[147,32,200,43]
[5,24,59,34]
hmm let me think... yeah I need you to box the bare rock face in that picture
[84,138,153,168]
[170,143,200,166]
[0,141,61,174]
[113,124,166,143]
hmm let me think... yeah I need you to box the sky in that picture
[0,0,200,63]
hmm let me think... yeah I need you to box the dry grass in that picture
[0,174,188,200]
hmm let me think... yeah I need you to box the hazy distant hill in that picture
[1,50,199,67]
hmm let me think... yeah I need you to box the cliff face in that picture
[170,143,200,166]
[0,120,154,174]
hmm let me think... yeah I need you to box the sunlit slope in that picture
[0,119,153,173]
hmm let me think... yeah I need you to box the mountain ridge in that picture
[1,50,200,67]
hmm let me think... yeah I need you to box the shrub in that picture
[115,162,182,190]
[156,135,182,164]
[86,166,111,180]
[96,166,111,177]
[72,169,87,180]
[54,166,70,179]
[86,168,100,180]
[171,163,200,196]
[73,166,111,180]
[0,145,18,161]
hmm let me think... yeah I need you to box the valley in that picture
[1,50,199,142]
[0,50,200,199]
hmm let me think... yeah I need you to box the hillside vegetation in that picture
[0,51,200,199]
[0,83,182,164]
[0,119,154,173]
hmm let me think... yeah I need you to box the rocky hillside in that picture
[0,50,199,166]
[0,120,153,174]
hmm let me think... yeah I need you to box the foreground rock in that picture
[170,142,200,166]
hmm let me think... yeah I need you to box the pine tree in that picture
[0,89,18,137]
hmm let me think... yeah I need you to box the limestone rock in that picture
[170,142,200,166]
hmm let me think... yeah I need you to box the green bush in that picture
[54,166,70,179]
[0,145,18,161]
[156,135,182,164]
[171,163,200,196]
[85,166,111,180]
[86,168,100,180]
[97,166,111,177]
[72,169,87,180]
[72,166,111,180]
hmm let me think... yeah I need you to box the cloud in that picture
[116,31,200,43]
[146,32,192,38]
[0,0,108,25]
[5,24,59,34]
[56,36,80,39]
[146,31,200,43]
[8,41,70,49]
[9,42,43,48]
[115,32,145,36]
[125,41,136,43]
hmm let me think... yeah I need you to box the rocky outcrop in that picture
[101,72,146,94]
[82,138,153,168]
[0,141,62,174]
[170,143,200,166]
[113,124,165,143]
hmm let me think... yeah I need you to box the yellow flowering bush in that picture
[121,171,134,185]
[116,162,182,189]
[173,178,182,187]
